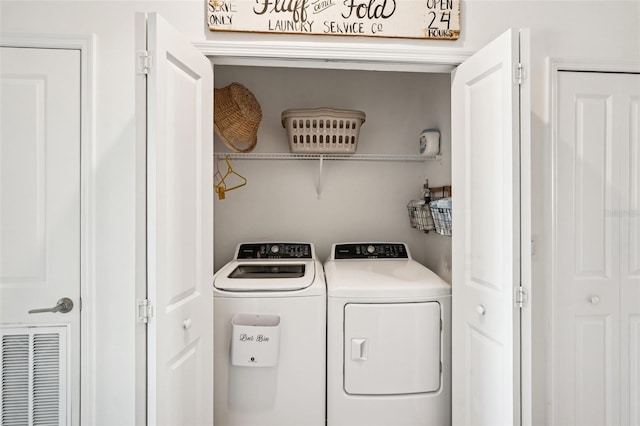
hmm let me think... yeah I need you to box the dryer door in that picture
[344,302,441,395]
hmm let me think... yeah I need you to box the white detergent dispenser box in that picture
[231,313,281,367]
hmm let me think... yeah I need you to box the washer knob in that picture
[270,245,280,254]
[367,245,376,254]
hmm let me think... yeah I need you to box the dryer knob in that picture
[270,245,280,254]
[366,245,376,254]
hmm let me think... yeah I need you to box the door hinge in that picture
[516,63,525,85]
[137,298,154,323]
[515,286,528,309]
[137,50,152,74]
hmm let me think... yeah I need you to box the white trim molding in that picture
[1,32,97,426]
[551,57,640,74]
[194,39,473,72]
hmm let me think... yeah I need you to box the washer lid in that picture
[324,259,451,298]
[214,259,316,291]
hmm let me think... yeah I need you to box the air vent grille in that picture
[1,327,67,425]
[33,334,60,424]
[2,334,29,425]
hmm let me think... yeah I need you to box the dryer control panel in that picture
[334,243,409,259]
[236,243,313,259]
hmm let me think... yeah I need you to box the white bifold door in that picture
[1,47,81,425]
[554,71,640,425]
[451,28,531,426]
[136,13,215,425]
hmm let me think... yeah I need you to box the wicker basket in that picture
[214,82,262,153]
[281,108,365,154]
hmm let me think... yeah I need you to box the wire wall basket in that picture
[407,185,452,236]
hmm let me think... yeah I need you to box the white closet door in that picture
[621,76,640,426]
[451,28,529,426]
[1,46,81,425]
[140,12,215,425]
[554,71,640,425]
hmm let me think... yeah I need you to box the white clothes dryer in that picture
[213,242,326,426]
[324,243,451,426]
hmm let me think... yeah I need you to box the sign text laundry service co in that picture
[207,0,460,40]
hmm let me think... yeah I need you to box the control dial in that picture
[366,245,376,254]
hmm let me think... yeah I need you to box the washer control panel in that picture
[236,243,313,259]
[334,243,409,259]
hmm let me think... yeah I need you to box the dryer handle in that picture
[351,338,368,361]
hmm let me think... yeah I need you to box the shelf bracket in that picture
[316,155,324,199]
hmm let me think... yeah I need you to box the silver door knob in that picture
[589,295,600,305]
[29,297,74,314]
[476,305,486,316]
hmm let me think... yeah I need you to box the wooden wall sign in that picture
[208,0,460,40]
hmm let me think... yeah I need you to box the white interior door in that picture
[451,28,529,426]
[554,70,640,426]
[0,46,81,425]
[139,13,214,425]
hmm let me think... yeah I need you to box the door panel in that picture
[574,316,612,426]
[467,326,504,425]
[631,316,640,425]
[623,93,640,426]
[141,13,214,425]
[556,78,618,424]
[0,47,81,425]
[0,75,46,283]
[555,71,640,426]
[573,94,614,279]
[451,28,527,426]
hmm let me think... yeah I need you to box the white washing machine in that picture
[213,242,326,426]
[324,242,451,426]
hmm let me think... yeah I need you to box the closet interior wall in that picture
[212,65,452,281]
